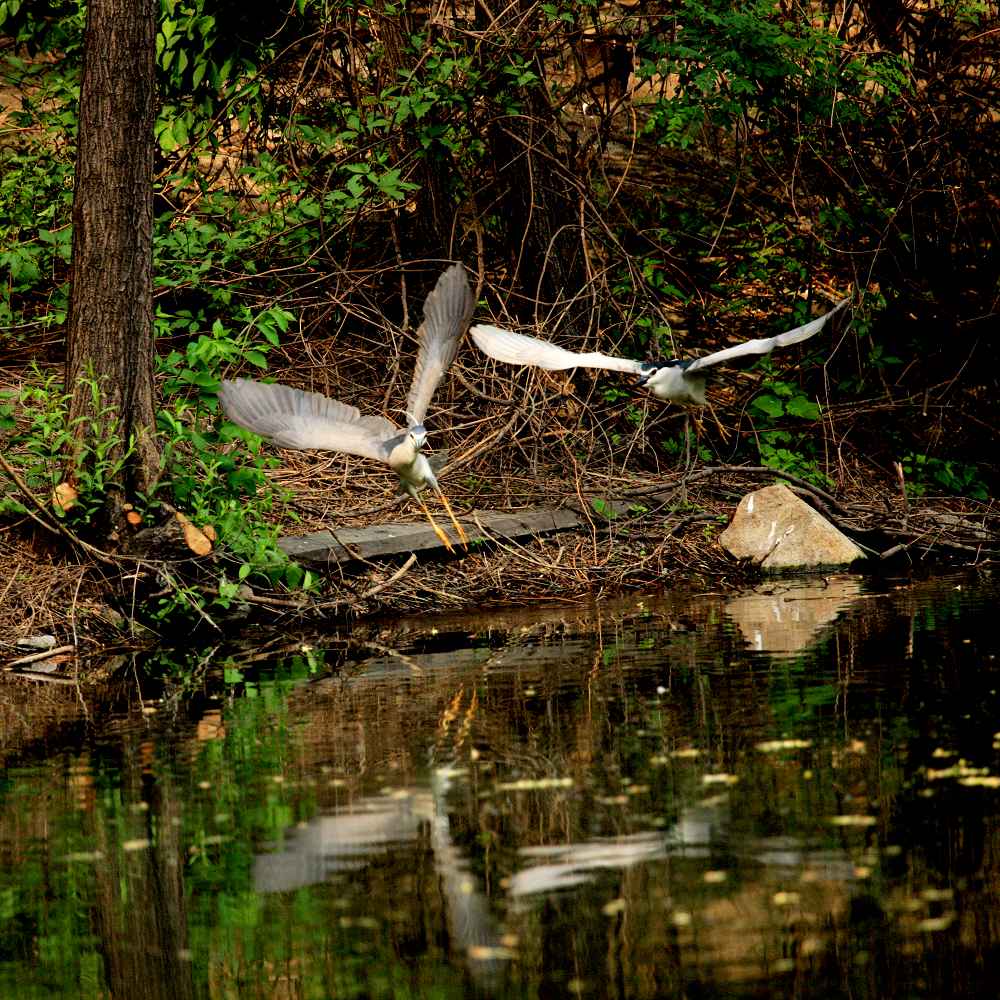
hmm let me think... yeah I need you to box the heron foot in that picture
[437,491,468,548]
[416,493,456,553]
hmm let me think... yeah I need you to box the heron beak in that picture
[635,366,655,388]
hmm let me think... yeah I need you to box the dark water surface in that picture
[2,572,1000,998]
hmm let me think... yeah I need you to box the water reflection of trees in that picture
[1,575,999,996]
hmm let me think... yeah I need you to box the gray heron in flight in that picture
[219,263,475,551]
[470,297,849,406]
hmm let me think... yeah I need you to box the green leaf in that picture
[785,395,821,419]
[750,394,784,418]
[591,497,617,520]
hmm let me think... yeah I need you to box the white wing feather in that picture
[406,263,476,426]
[218,378,399,463]
[685,297,850,373]
[470,324,644,374]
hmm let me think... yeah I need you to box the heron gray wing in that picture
[685,297,850,373]
[405,263,476,427]
[219,378,399,462]
[469,324,645,374]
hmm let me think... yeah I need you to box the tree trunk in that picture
[65,0,159,516]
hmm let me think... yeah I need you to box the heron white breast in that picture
[644,366,708,406]
[392,449,436,496]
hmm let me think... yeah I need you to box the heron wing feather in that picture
[405,263,476,426]
[470,325,644,374]
[218,378,398,462]
[686,297,850,372]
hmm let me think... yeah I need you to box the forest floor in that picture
[2,413,996,668]
[1,250,996,661]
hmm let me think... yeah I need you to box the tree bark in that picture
[65,0,160,512]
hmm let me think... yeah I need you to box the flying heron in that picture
[470,296,849,462]
[218,263,475,551]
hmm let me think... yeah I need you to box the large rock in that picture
[719,484,865,572]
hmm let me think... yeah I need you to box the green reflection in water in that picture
[1,573,999,998]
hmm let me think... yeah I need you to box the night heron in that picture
[470,297,849,405]
[219,263,475,551]
[470,296,849,463]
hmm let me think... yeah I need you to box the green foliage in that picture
[0,61,76,335]
[1,367,311,624]
[591,497,618,520]
[900,452,988,501]
[750,378,821,423]
[637,0,910,148]
[157,305,292,397]
[661,427,711,466]
[749,376,830,486]
[2,371,135,524]
[0,0,84,51]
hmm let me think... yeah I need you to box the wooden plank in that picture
[277,501,635,566]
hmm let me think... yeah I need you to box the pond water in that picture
[2,571,1000,998]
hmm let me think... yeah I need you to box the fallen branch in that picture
[4,644,76,669]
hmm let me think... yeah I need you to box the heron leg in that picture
[706,399,730,443]
[669,412,690,502]
[435,488,468,547]
[415,492,455,553]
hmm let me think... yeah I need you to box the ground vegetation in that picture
[0,0,997,652]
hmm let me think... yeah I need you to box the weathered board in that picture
[278,500,636,566]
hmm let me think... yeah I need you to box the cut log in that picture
[277,502,635,566]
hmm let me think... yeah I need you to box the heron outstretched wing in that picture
[469,324,645,374]
[219,378,399,462]
[405,263,476,427]
[685,297,850,373]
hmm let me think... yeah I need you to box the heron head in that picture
[408,424,428,450]
[634,362,660,389]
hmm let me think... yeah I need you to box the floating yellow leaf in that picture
[496,777,573,792]
[773,891,801,907]
[829,815,877,827]
[757,739,812,752]
[702,773,739,786]
[917,913,956,933]
[468,945,516,961]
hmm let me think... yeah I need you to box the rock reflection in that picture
[724,575,864,655]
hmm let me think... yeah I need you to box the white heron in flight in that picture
[470,297,849,406]
[219,263,475,551]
